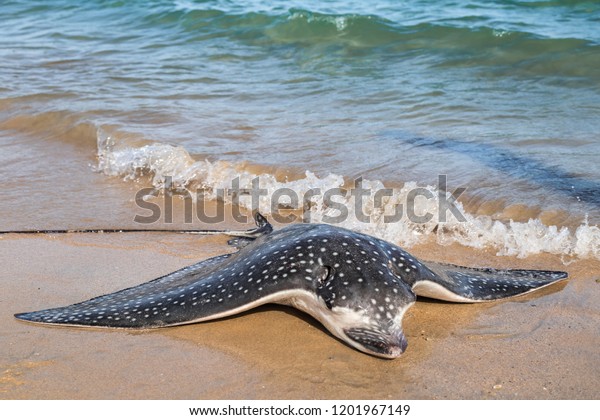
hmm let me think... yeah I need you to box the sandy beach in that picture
[1,230,598,399]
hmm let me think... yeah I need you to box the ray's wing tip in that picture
[536,270,568,283]
[503,268,568,283]
[14,310,57,324]
[553,271,569,281]
[14,311,38,322]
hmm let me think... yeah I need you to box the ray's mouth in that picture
[344,327,408,359]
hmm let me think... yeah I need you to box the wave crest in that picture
[96,129,600,261]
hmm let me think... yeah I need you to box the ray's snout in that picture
[344,326,408,359]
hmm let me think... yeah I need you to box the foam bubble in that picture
[96,130,600,261]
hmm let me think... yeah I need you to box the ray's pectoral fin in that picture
[413,261,568,302]
[13,253,237,328]
[14,213,273,328]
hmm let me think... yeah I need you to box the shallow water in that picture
[1,0,599,260]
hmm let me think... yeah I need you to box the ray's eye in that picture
[318,265,333,284]
[388,260,402,277]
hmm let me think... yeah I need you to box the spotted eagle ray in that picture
[15,213,567,358]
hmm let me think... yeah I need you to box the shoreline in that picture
[1,231,598,399]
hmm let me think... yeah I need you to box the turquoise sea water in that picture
[1,0,599,258]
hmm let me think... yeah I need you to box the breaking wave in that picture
[96,129,600,261]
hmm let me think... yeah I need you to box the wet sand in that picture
[1,231,598,399]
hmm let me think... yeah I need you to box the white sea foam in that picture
[96,130,600,261]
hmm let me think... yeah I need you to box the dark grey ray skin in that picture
[15,214,567,359]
